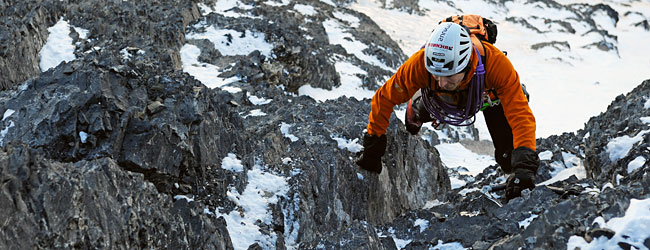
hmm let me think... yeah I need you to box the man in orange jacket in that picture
[356,22,540,201]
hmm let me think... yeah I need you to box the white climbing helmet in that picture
[424,22,472,76]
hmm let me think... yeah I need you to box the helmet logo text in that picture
[438,24,451,41]
[427,43,453,50]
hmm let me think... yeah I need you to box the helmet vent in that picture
[460,40,469,45]
[444,61,454,70]
[459,47,469,55]
[458,54,468,66]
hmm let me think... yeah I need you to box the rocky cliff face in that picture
[0,0,448,248]
[1,0,649,249]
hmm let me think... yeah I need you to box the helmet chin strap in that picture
[420,46,485,126]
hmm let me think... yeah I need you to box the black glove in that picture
[355,133,387,173]
[505,168,536,201]
[505,147,540,201]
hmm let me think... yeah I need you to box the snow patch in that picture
[431,240,466,250]
[322,18,392,71]
[219,164,289,250]
[423,199,446,209]
[221,153,244,172]
[562,152,581,168]
[414,219,429,233]
[538,150,553,161]
[627,156,646,174]
[331,135,363,153]
[244,109,267,118]
[0,121,15,146]
[174,195,194,202]
[280,123,299,142]
[197,1,253,18]
[293,4,316,16]
[518,214,539,229]
[320,0,336,6]
[40,18,76,71]
[538,164,587,186]
[221,86,242,93]
[187,27,273,58]
[458,187,480,197]
[79,131,88,143]
[435,143,497,176]
[298,60,375,101]
[606,130,650,162]
[265,0,290,7]
[180,44,241,89]
[333,11,360,28]
[3,109,15,121]
[249,95,272,105]
[450,178,467,190]
[567,198,650,250]
[282,157,292,165]
[641,116,650,124]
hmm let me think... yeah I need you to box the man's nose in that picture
[439,78,450,87]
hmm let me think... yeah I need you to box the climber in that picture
[356,20,540,201]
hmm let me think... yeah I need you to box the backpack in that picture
[439,14,497,56]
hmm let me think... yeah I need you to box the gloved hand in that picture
[405,98,423,135]
[505,168,536,201]
[505,147,540,201]
[355,133,387,173]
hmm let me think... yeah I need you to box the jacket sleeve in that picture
[485,46,537,151]
[367,49,429,136]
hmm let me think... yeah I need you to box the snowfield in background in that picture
[435,143,497,176]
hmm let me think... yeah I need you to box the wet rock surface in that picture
[1,0,649,249]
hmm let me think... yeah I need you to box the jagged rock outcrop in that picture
[582,79,650,183]
[0,0,202,90]
[0,143,232,249]
[0,1,62,89]
[236,94,450,247]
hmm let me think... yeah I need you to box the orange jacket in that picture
[367,41,536,151]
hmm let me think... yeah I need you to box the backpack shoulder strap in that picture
[471,36,486,57]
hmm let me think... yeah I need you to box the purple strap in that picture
[420,46,485,126]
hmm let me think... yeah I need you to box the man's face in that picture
[434,71,465,91]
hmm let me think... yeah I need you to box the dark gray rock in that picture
[531,41,571,51]
[0,0,63,90]
[583,80,650,182]
[0,0,201,90]
[0,58,249,197]
[585,228,616,242]
[0,143,231,249]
